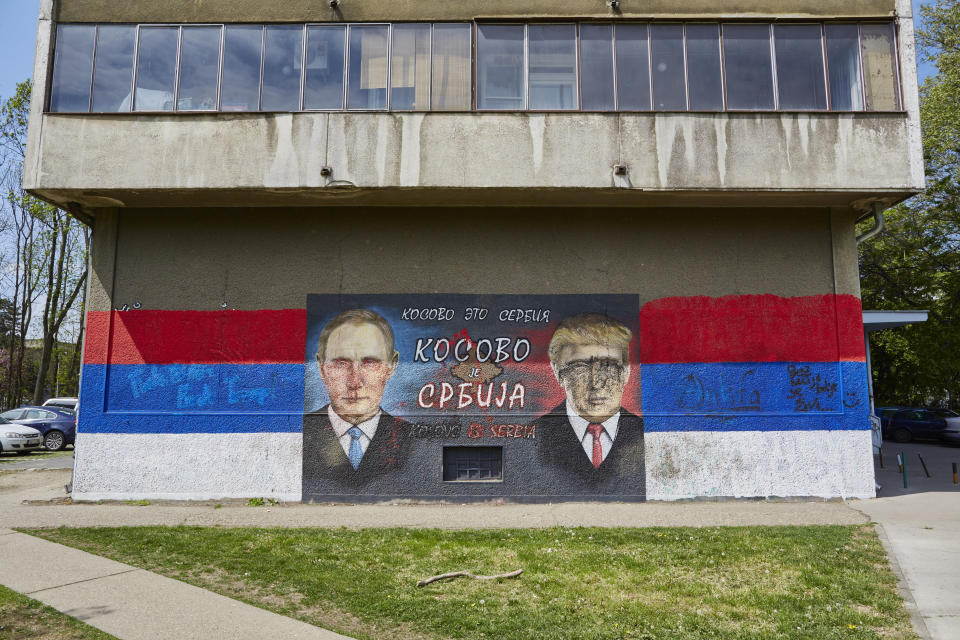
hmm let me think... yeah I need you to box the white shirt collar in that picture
[328,406,381,441]
[565,398,620,441]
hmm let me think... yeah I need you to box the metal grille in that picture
[442,446,503,481]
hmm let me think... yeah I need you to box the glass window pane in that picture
[431,24,471,110]
[391,24,431,111]
[347,25,388,110]
[579,24,615,111]
[477,24,524,110]
[861,24,900,110]
[686,24,723,110]
[723,24,775,110]
[134,27,178,111]
[221,25,262,111]
[615,24,651,110]
[528,24,577,110]
[650,24,686,110]
[304,26,345,109]
[825,24,863,111]
[176,26,220,110]
[262,25,303,111]
[50,25,95,112]
[774,25,826,110]
[92,25,135,112]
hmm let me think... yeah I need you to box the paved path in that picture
[0,451,74,470]
[0,528,352,640]
[854,440,960,640]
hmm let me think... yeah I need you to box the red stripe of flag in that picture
[639,294,865,364]
[84,309,307,364]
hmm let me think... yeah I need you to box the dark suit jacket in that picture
[302,406,411,499]
[535,403,645,496]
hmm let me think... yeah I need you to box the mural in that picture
[301,294,644,499]
[76,292,870,501]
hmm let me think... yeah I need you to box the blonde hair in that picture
[315,309,396,363]
[547,313,632,365]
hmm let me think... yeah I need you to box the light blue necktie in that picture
[347,427,364,470]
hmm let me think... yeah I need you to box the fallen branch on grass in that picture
[416,568,523,587]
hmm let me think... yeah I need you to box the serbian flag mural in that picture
[638,294,869,432]
[81,310,307,433]
[78,293,869,500]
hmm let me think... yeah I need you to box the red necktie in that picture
[586,423,604,469]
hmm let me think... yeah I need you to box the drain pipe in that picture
[856,202,886,244]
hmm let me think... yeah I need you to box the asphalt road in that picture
[0,450,74,471]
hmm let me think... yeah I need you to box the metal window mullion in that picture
[646,23,653,110]
[215,25,225,111]
[769,23,779,111]
[173,26,183,111]
[87,25,98,112]
[341,25,348,110]
[298,24,307,112]
[523,24,529,111]
[258,25,266,111]
[611,23,619,111]
[719,24,728,111]
[857,22,871,111]
[427,24,434,110]
[131,25,142,111]
[574,23,582,111]
[821,23,832,110]
[891,21,903,110]
[682,24,690,111]
[383,23,392,111]
[471,22,477,111]
[716,24,727,111]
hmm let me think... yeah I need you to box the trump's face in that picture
[553,343,629,423]
[319,322,397,424]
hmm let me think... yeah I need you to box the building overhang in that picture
[862,310,929,332]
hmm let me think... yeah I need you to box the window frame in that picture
[44,19,906,115]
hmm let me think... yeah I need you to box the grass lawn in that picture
[0,584,117,640]
[25,525,916,640]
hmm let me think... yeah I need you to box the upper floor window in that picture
[48,21,903,114]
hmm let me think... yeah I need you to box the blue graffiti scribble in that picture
[674,369,762,412]
[224,372,276,407]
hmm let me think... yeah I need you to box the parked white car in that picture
[0,419,43,456]
[42,397,78,412]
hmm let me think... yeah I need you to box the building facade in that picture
[25,0,924,502]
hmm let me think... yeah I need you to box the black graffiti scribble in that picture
[787,364,837,412]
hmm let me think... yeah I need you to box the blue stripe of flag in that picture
[641,361,869,431]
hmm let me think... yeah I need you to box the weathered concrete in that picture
[55,0,897,23]
[25,113,921,211]
[85,207,844,314]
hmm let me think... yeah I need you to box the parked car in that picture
[42,397,78,412]
[0,417,43,455]
[0,406,76,451]
[881,407,960,443]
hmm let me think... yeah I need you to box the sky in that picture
[0,0,943,106]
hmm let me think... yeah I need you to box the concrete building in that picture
[25,0,924,502]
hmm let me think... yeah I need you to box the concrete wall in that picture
[26,113,922,211]
[55,0,897,23]
[71,206,874,501]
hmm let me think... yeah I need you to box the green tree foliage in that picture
[859,0,960,408]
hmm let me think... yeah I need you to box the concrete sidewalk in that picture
[0,528,352,640]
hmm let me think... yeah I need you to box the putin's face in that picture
[319,322,398,424]
[553,343,629,423]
